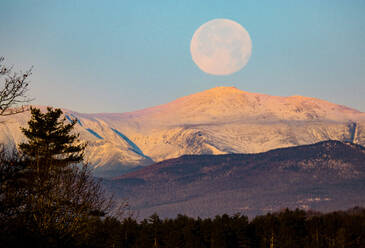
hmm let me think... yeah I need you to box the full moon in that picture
[190,19,252,75]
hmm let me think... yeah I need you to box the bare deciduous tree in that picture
[0,57,32,116]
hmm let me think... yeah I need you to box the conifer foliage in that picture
[77,208,365,248]
[19,107,86,169]
[0,107,113,247]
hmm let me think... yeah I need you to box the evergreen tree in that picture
[19,106,86,170]
[1,107,113,247]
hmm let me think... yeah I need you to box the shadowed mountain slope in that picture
[107,140,365,219]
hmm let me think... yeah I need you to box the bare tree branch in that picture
[0,57,33,116]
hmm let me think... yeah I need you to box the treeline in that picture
[64,207,364,248]
[4,206,364,248]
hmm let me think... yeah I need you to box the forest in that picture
[2,204,365,247]
[73,207,365,248]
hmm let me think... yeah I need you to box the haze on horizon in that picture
[1,0,365,113]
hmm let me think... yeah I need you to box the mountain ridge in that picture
[87,87,365,163]
[91,87,364,125]
[107,140,365,219]
[114,140,365,180]
[0,87,364,176]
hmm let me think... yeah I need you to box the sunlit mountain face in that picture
[0,87,364,177]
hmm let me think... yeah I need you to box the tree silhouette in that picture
[19,107,86,170]
[1,107,113,246]
[0,57,32,116]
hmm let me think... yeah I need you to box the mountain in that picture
[0,87,364,176]
[89,86,365,162]
[106,140,365,219]
[0,107,153,177]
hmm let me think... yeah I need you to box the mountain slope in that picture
[107,140,365,219]
[0,107,153,177]
[91,86,365,162]
[94,87,363,124]
[0,87,364,175]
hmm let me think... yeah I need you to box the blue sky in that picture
[1,0,364,113]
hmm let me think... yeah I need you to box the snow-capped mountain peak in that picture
[0,87,364,177]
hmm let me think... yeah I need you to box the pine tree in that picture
[19,107,86,170]
[0,107,114,246]
[18,107,87,202]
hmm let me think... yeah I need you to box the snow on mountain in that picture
[92,86,363,125]
[0,107,153,177]
[0,87,364,176]
[89,86,365,162]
